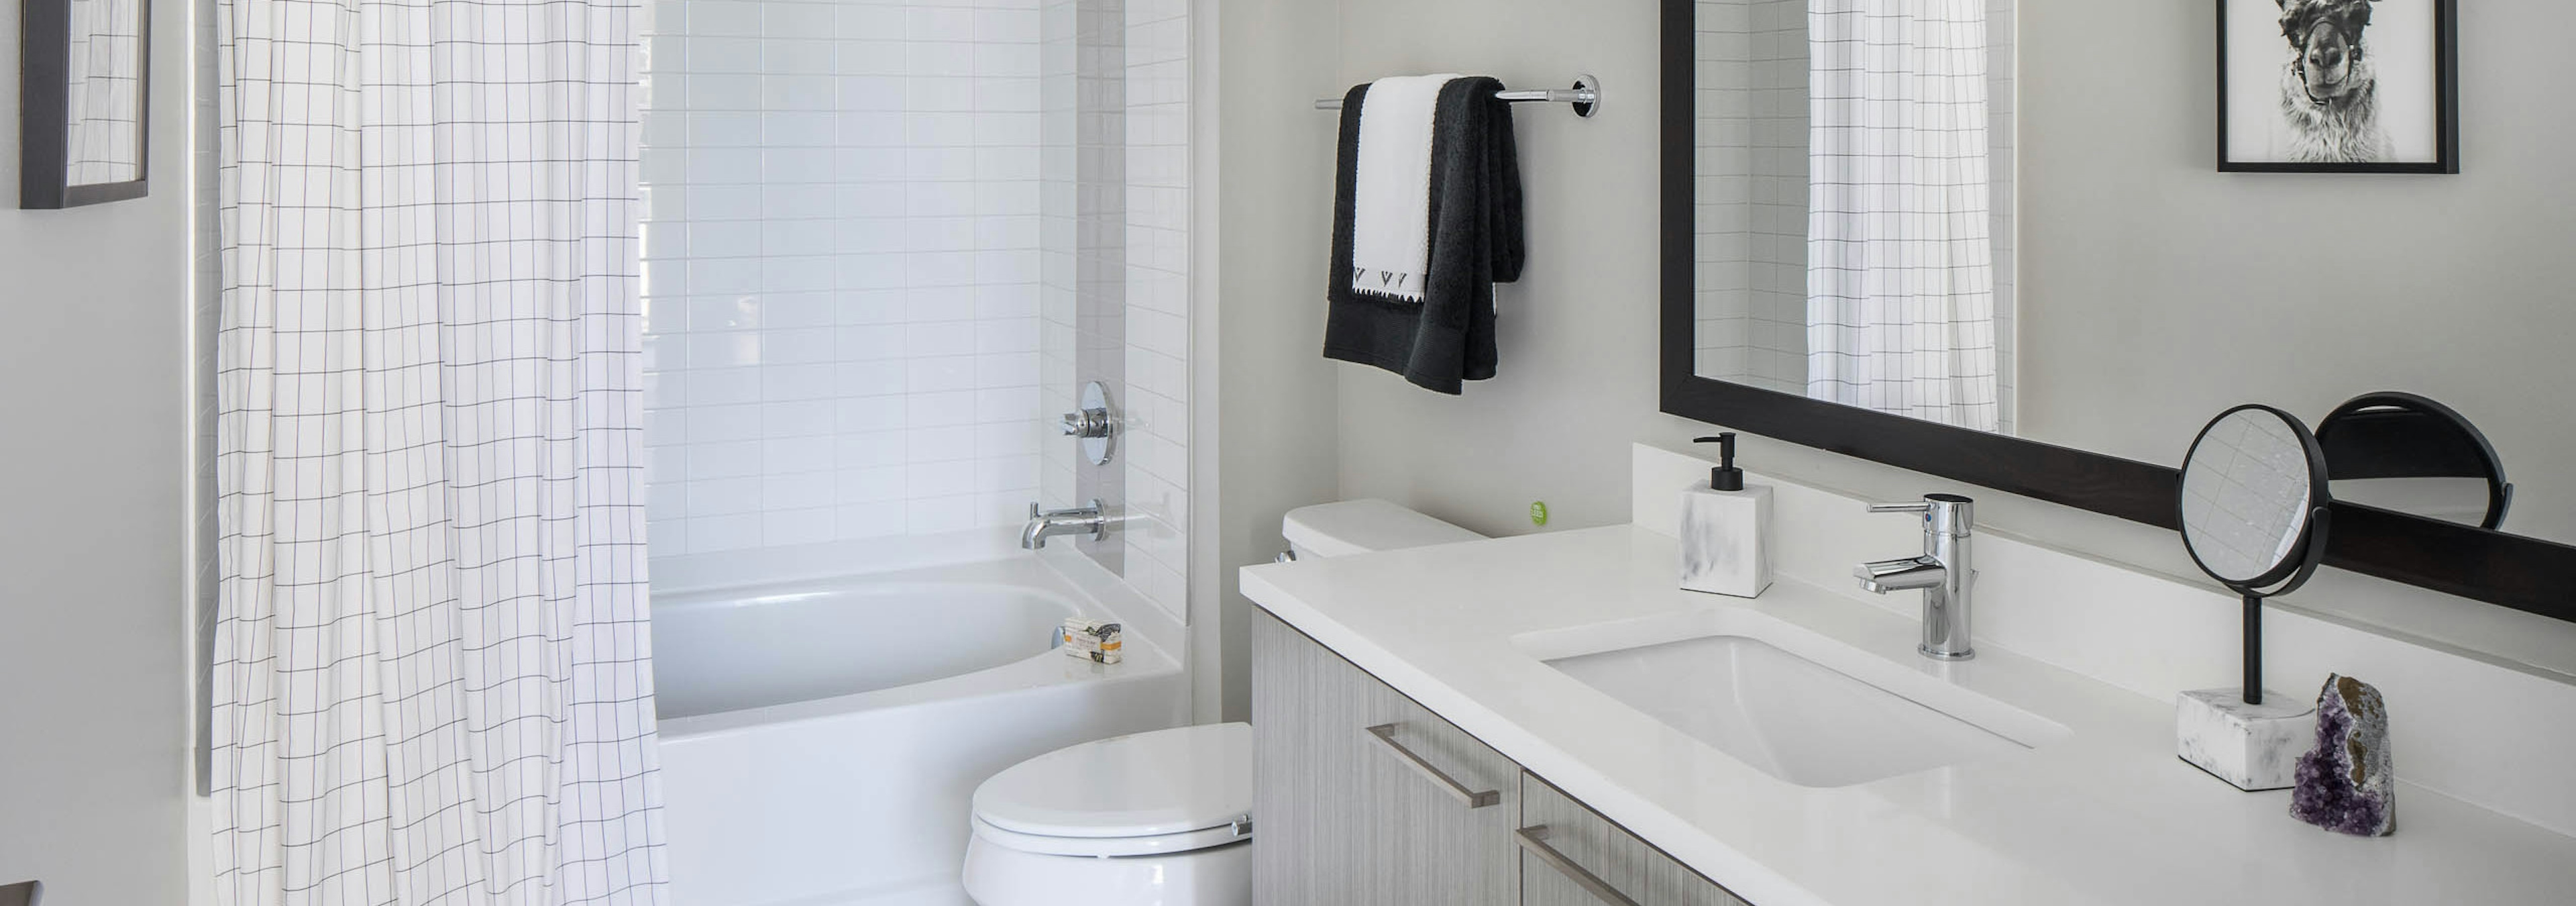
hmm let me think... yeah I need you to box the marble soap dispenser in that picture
[1680,434,1772,598]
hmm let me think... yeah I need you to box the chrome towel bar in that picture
[1316,73,1599,118]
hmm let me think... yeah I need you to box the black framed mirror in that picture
[1657,0,2576,623]
[19,0,151,209]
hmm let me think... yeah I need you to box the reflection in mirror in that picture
[1691,0,2015,432]
[2180,407,2328,589]
[2316,392,2512,531]
[61,0,146,187]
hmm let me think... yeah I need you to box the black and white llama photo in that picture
[2222,0,2455,172]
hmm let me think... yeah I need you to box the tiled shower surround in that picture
[638,0,1191,617]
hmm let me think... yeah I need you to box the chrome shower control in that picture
[1061,409,1114,438]
[1062,381,1120,466]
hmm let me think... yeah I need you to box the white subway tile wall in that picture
[1690,0,2017,432]
[641,0,1055,555]
[1120,0,1192,618]
[1032,0,1192,620]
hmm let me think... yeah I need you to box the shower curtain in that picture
[208,0,665,898]
[1806,0,2001,432]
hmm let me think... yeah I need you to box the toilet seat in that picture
[969,723,1252,857]
[971,814,1248,858]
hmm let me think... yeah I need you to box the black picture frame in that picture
[2216,0,2458,174]
[1658,0,2576,625]
[19,0,152,209]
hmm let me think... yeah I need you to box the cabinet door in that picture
[1518,774,1752,906]
[1252,609,1521,906]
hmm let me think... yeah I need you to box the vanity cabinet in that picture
[1252,610,1523,905]
[1252,609,1755,906]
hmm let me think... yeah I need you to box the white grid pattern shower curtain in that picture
[1806,0,2000,432]
[209,0,666,897]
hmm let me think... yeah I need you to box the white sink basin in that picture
[1517,610,2068,788]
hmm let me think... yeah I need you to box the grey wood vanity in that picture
[1254,610,1752,906]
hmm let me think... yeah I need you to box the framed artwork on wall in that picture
[19,0,151,208]
[2218,0,2457,174]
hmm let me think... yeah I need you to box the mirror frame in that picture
[1655,0,2576,624]
[18,0,152,209]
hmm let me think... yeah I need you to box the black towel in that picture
[1324,78,1525,395]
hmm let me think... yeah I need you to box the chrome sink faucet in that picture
[1022,500,1109,550]
[1856,494,1976,661]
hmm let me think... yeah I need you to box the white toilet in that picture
[961,499,1484,906]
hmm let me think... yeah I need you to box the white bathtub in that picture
[654,549,1187,906]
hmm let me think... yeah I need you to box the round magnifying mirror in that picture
[2179,405,2332,593]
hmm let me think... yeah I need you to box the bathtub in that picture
[654,547,1187,906]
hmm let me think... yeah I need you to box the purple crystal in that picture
[2290,674,2394,836]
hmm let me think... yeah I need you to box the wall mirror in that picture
[1659,0,2576,623]
[19,0,151,208]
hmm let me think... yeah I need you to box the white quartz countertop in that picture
[1238,525,2576,906]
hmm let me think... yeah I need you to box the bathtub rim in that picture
[657,638,1179,740]
[651,536,1187,740]
[648,527,1185,654]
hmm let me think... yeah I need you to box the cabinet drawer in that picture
[1519,773,1750,906]
[1254,609,1521,905]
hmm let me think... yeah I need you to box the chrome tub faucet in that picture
[1856,494,1976,661]
[1022,500,1109,550]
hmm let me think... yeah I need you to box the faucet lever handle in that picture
[1867,501,1933,515]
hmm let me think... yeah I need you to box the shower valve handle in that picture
[1061,407,1116,439]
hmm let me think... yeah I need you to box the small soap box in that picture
[1061,617,1124,664]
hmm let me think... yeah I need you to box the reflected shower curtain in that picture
[209,0,665,898]
[1806,0,2000,431]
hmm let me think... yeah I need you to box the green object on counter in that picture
[1530,501,1549,526]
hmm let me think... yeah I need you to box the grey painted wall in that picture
[0,0,193,899]
[1212,0,1343,721]
[1328,0,1685,538]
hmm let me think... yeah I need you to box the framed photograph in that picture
[2218,0,2457,174]
[19,0,151,208]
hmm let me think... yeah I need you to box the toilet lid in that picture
[971,723,1252,840]
[1283,499,1484,558]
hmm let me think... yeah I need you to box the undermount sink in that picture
[1516,610,2068,788]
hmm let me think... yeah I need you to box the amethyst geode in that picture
[2290,674,2394,837]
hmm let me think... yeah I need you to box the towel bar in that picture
[1316,74,1599,118]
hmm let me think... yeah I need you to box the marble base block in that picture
[2176,689,2315,791]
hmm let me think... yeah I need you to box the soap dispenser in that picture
[1679,434,1772,598]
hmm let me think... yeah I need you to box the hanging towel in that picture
[1349,74,1458,302]
[1326,76,1525,395]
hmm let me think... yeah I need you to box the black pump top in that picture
[1695,434,1744,492]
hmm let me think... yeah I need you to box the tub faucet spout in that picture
[1022,501,1109,550]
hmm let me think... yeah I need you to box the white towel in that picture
[1350,74,1460,304]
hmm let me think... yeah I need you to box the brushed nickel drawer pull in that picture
[1516,825,1644,906]
[1363,723,1501,808]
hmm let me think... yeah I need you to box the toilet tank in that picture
[1281,499,1485,560]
